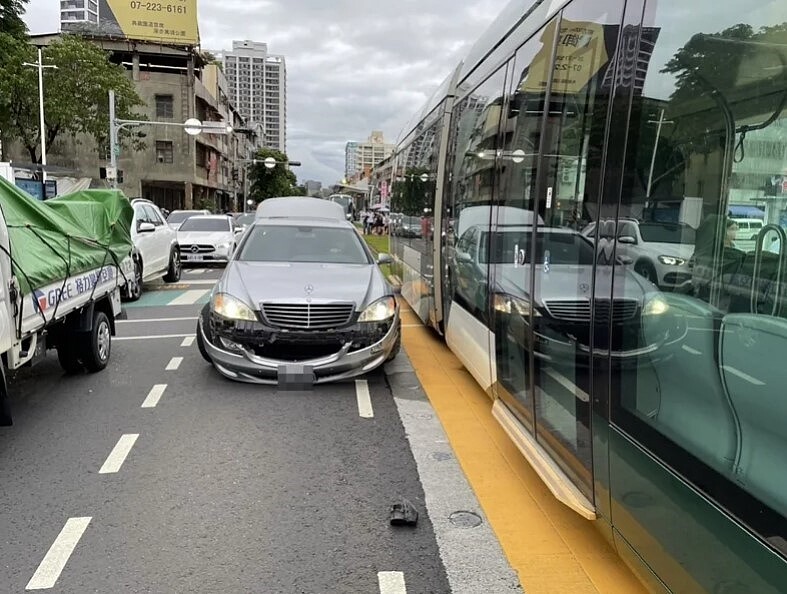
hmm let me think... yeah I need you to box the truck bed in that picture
[19,257,133,337]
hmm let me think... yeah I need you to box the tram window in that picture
[444,66,508,327]
[611,0,787,550]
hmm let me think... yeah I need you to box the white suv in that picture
[582,218,695,291]
[125,199,181,301]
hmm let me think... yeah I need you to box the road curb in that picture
[383,352,523,594]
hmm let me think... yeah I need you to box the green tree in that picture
[0,34,145,165]
[0,0,28,38]
[248,147,301,203]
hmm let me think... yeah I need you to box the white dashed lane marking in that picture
[355,380,374,418]
[166,357,183,371]
[681,345,702,355]
[115,334,194,342]
[99,434,139,474]
[141,384,167,408]
[26,517,92,590]
[722,365,765,386]
[117,317,197,324]
[378,571,407,594]
[168,290,210,306]
[181,336,196,347]
[178,279,217,286]
[185,269,205,275]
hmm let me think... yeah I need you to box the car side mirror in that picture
[377,253,393,265]
[617,255,634,265]
[618,235,637,245]
[138,222,155,233]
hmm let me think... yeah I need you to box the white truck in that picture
[0,184,133,426]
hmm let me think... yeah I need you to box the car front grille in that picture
[543,299,639,323]
[180,244,216,253]
[261,302,355,330]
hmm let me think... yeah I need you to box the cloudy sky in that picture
[23,0,509,185]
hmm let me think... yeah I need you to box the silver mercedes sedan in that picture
[196,197,401,385]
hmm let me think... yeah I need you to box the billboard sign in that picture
[100,0,199,45]
[520,19,610,95]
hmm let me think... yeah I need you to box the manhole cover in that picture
[449,511,483,528]
[429,452,453,462]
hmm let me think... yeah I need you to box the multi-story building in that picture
[8,33,256,212]
[304,180,322,196]
[345,141,359,181]
[60,0,100,30]
[345,132,395,182]
[219,41,287,153]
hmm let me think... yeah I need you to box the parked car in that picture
[177,215,240,265]
[582,218,695,291]
[233,213,256,236]
[394,215,423,238]
[730,217,765,241]
[196,196,401,385]
[127,199,181,301]
[166,209,211,231]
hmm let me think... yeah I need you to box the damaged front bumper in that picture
[200,309,401,385]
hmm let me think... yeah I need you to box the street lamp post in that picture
[22,47,58,184]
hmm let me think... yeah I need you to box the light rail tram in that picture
[388,0,787,591]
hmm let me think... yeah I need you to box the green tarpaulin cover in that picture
[0,176,134,293]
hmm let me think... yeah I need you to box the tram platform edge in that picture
[392,299,649,594]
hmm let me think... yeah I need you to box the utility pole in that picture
[646,108,674,198]
[22,47,58,184]
[109,89,118,189]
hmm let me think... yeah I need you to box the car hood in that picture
[216,261,389,310]
[496,263,657,303]
[177,231,233,246]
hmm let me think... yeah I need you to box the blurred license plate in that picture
[187,254,204,261]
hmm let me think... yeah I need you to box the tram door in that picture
[492,1,625,501]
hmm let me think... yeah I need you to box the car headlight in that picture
[217,242,231,250]
[643,295,670,316]
[359,296,396,322]
[658,255,686,266]
[212,293,257,321]
[493,293,541,317]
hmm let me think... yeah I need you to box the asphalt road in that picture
[0,267,465,593]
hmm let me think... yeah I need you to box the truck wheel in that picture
[163,247,181,283]
[0,365,12,426]
[81,311,112,373]
[57,344,84,374]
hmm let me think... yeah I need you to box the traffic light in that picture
[232,167,239,181]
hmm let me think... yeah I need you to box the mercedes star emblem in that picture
[304,284,314,295]
[191,245,199,253]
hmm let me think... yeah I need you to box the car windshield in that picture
[167,212,202,225]
[638,222,696,244]
[178,218,230,232]
[481,231,596,265]
[238,225,371,264]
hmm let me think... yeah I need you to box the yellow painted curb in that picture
[399,303,648,594]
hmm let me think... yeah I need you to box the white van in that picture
[731,218,765,241]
